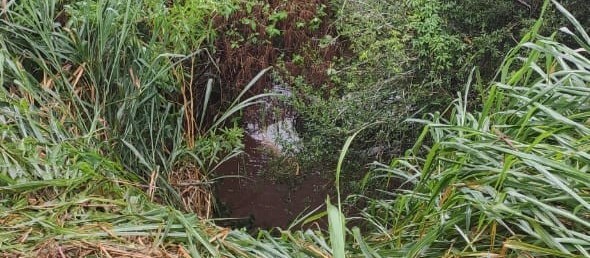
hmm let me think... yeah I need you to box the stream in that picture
[214,85,331,229]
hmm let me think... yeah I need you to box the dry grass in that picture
[169,163,214,219]
[3,237,194,258]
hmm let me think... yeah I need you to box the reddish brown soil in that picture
[214,135,332,229]
[212,0,347,97]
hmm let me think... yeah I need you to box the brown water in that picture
[214,135,331,229]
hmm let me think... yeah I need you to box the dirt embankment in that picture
[209,0,347,229]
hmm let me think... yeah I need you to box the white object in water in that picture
[247,117,301,155]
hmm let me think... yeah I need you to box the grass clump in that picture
[0,0,262,209]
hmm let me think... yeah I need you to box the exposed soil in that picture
[211,0,346,97]
[214,134,332,230]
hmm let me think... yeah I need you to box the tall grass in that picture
[0,0,589,257]
[358,1,590,256]
[0,0,269,207]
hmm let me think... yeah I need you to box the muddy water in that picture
[214,85,331,229]
[215,135,331,229]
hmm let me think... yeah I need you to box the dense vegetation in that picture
[0,0,589,257]
[292,0,590,166]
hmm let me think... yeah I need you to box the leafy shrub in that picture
[144,0,239,53]
[289,0,447,166]
[408,0,466,89]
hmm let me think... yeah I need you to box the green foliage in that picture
[1,0,590,257]
[409,0,466,88]
[144,0,239,53]
[291,0,590,170]
[220,1,300,49]
[359,3,590,255]
[442,0,535,83]
[191,123,245,172]
[289,0,418,165]
[266,10,288,37]
[441,0,590,83]
[289,74,417,166]
[333,0,409,87]
[0,0,259,206]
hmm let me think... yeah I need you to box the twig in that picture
[493,127,517,150]
[515,0,531,10]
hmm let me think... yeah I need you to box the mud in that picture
[214,134,331,230]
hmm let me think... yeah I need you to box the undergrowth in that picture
[0,0,588,257]
[0,0,267,215]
